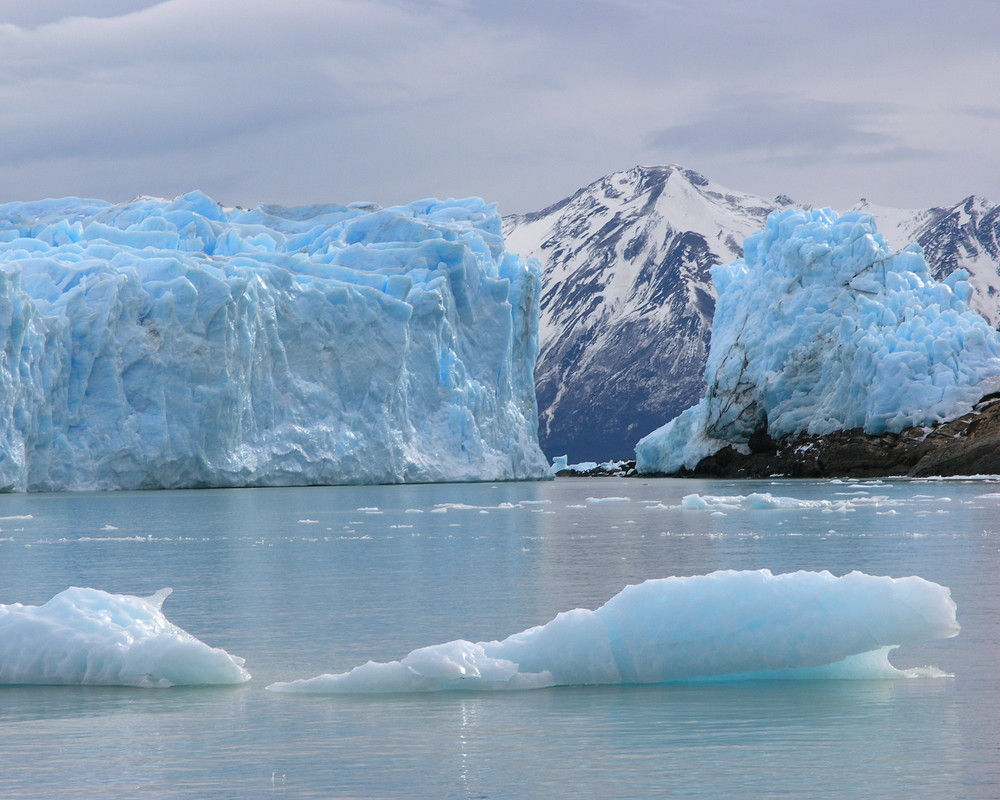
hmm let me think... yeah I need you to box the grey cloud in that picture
[2,0,1000,212]
[648,94,918,163]
[0,0,167,27]
[458,0,636,38]
[963,106,1000,120]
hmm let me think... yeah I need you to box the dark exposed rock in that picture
[650,395,1000,479]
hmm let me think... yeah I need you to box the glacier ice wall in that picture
[0,192,548,490]
[636,208,1000,473]
[0,587,250,687]
[267,569,959,693]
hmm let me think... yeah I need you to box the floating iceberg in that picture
[266,569,958,694]
[636,209,1000,473]
[0,587,250,687]
[667,491,894,512]
[0,192,547,490]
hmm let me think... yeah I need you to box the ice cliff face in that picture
[636,209,1000,474]
[0,192,548,491]
[505,166,1000,462]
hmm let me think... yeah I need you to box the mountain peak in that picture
[504,164,1000,461]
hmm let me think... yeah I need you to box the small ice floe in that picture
[551,456,636,476]
[0,588,250,687]
[665,492,899,513]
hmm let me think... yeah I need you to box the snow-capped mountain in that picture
[863,196,1000,325]
[503,165,790,462]
[504,165,1000,462]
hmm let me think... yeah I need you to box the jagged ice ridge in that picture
[0,192,548,490]
[636,208,1000,474]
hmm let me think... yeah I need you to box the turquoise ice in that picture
[267,569,959,693]
[637,208,1000,473]
[0,192,547,490]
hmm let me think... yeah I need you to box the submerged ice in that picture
[0,587,250,687]
[0,192,547,490]
[266,569,958,694]
[636,208,1000,473]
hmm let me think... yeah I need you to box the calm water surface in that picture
[0,477,997,799]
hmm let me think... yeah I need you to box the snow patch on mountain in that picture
[504,165,792,462]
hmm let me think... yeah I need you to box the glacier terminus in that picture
[0,192,549,491]
[636,208,1000,474]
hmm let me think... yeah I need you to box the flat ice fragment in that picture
[667,491,896,512]
[267,569,958,694]
[0,587,250,687]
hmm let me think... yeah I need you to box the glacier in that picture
[0,587,250,687]
[266,569,958,693]
[636,208,1000,474]
[0,192,548,491]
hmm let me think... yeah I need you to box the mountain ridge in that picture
[504,165,1000,462]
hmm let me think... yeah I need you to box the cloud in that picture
[647,93,926,165]
[0,0,607,208]
[1,0,999,212]
[0,1,522,193]
[0,0,168,27]
[963,106,1000,121]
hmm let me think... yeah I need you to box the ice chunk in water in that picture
[0,587,250,687]
[267,569,958,693]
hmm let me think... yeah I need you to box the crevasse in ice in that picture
[0,192,547,490]
[635,208,1000,473]
[0,587,250,687]
[266,569,959,693]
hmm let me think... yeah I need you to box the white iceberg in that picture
[266,569,959,694]
[636,208,1000,473]
[668,491,895,512]
[0,192,547,490]
[0,587,250,687]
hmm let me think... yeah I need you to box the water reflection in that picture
[0,477,997,799]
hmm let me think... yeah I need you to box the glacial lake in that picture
[1,476,998,799]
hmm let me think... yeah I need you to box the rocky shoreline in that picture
[556,394,1000,479]
[643,393,1000,479]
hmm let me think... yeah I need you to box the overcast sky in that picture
[2,0,999,214]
